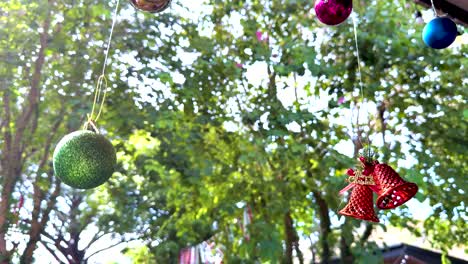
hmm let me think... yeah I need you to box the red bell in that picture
[372,164,418,210]
[339,185,379,222]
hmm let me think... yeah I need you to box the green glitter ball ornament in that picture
[53,130,116,189]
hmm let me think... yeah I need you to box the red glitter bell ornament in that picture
[314,0,353,26]
[130,0,171,13]
[372,163,418,210]
[338,161,379,222]
[339,184,379,222]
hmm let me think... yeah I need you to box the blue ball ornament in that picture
[422,17,458,49]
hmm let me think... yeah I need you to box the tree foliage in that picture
[0,0,466,263]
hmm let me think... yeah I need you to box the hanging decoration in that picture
[53,128,117,189]
[52,0,121,189]
[339,185,380,222]
[129,0,171,13]
[339,154,419,222]
[314,0,352,26]
[422,17,458,49]
[372,163,418,210]
[338,16,419,222]
[339,156,380,222]
[422,0,457,49]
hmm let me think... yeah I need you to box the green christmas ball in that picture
[53,130,116,189]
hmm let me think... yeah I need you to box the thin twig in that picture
[85,238,134,261]
[40,241,65,264]
[82,232,109,252]
[38,107,65,170]
[13,4,51,151]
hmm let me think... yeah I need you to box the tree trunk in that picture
[284,212,294,264]
[0,55,15,264]
[20,179,61,264]
[339,220,353,264]
[360,223,373,244]
[0,178,15,264]
[0,145,22,263]
[1,2,52,262]
[284,211,304,264]
[313,191,331,264]
[293,232,304,264]
[21,237,40,264]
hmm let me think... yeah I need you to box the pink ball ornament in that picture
[314,0,353,26]
[129,0,171,13]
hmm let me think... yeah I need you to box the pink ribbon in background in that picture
[179,239,224,264]
[240,205,253,241]
[179,246,199,264]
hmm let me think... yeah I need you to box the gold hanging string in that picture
[86,0,121,129]
[89,75,109,123]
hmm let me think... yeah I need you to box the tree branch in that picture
[284,212,294,264]
[360,223,373,244]
[293,73,300,112]
[85,239,133,261]
[76,213,95,240]
[41,230,68,258]
[40,231,57,243]
[30,181,44,229]
[0,87,13,259]
[39,177,61,228]
[339,218,354,263]
[36,106,65,172]
[1,88,11,154]
[82,232,109,253]
[284,211,303,264]
[13,6,51,150]
[308,236,316,264]
[21,175,61,263]
[40,241,66,264]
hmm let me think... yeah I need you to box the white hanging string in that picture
[101,0,120,77]
[352,15,365,112]
[351,14,370,148]
[429,0,438,17]
[86,0,121,128]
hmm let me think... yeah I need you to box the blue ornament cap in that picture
[422,17,458,49]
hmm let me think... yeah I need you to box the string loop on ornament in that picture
[86,0,120,126]
[83,119,100,134]
[89,75,109,124]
